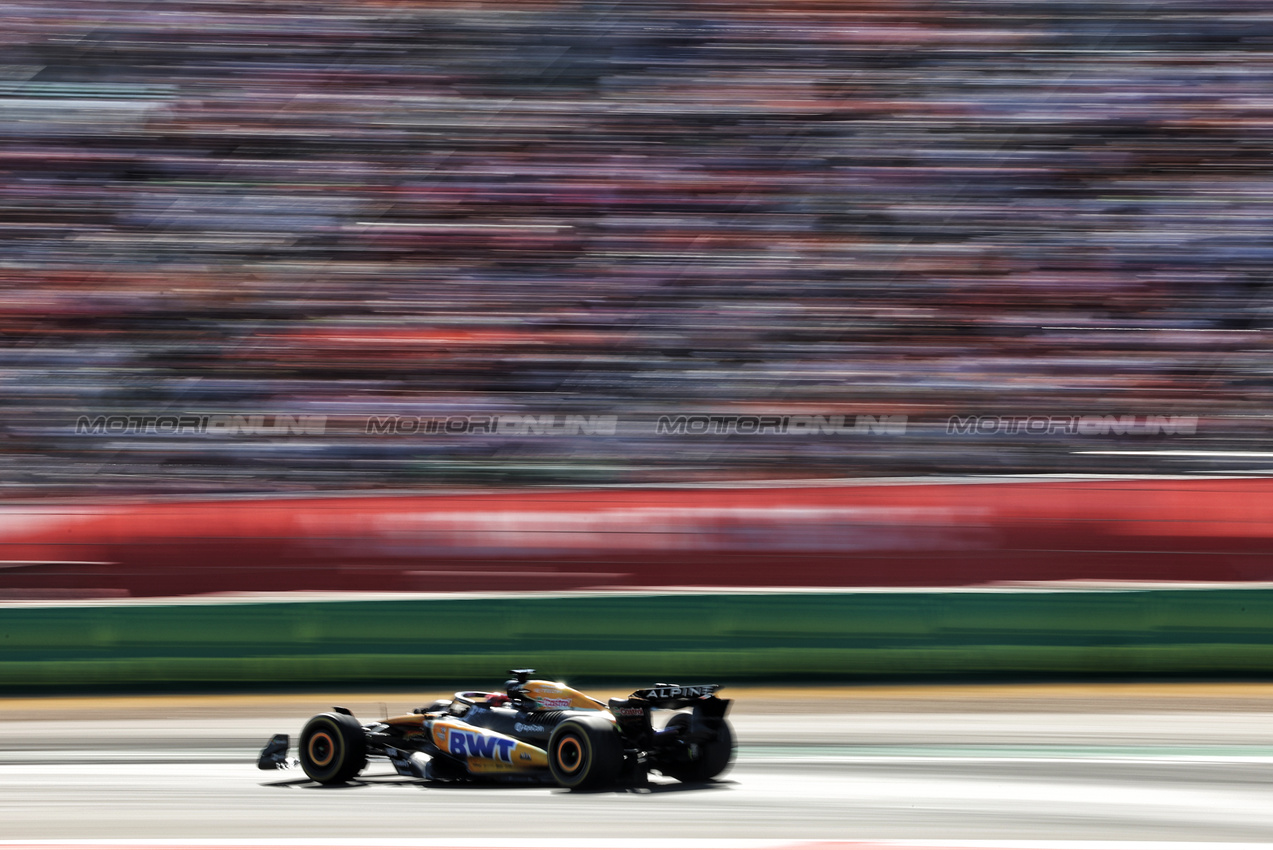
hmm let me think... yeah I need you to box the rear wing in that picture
[628,683,721,709]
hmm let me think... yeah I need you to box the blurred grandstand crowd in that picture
[2,0,1272,494]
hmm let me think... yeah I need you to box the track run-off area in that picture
[2,684,1273,847]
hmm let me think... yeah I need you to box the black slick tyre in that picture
[662,712,735,783]
[299,712,367,784]
[547,715,623,790]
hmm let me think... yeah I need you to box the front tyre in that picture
[548,715,624,790]
[299,712,367,784]
[662,712,735,783]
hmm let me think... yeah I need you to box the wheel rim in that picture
[308,731,336,767]
[556,735,584,773]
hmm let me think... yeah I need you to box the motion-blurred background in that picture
[2,0,1273,690]
[4,0,1273,492]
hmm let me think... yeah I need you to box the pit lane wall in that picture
[3,477,1273,597]
[4,588,1273,689]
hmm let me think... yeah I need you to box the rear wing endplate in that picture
[628,683,721,708]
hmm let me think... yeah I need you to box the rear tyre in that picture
[299,712,367,784]
[548,715,624,790]
[662,712,735,783]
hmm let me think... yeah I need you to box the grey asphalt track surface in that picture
[2,685,1273,843]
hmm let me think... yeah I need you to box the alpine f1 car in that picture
[258,669,734,790]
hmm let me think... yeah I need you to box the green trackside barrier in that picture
[2,589,1273,690]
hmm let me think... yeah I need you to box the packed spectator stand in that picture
[2,0,1271,495]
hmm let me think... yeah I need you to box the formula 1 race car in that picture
[258,669,734,790]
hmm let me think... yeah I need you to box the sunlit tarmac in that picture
[3,685,1273,842]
